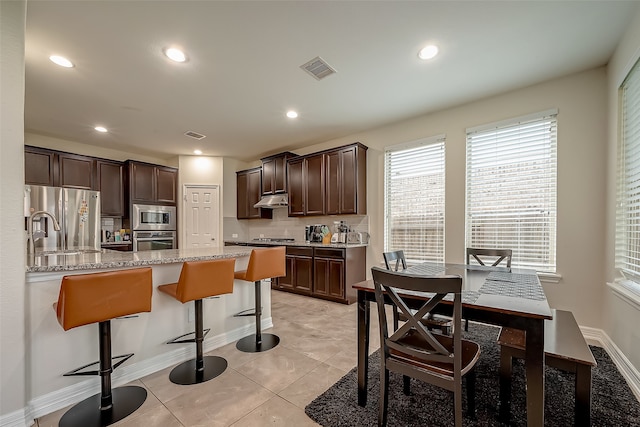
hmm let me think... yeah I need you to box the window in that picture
[466,110,558,272]
[384,136,445,264]
[616,58,640,292]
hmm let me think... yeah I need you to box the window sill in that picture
[607,280,640,311]
[537,271,562,284]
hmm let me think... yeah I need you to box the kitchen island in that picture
[25,246,274,420]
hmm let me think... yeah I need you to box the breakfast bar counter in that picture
[25,246,274,417]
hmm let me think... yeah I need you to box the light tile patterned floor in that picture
[36,290,381,427]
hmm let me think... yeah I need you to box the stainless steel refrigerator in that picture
[24,185,101,252]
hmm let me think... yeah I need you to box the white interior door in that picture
[184,185,220,248]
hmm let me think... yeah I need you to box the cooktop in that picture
[252,237,296,242]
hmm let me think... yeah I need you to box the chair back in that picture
[383,250,407,271]
[175,258,235,303]
[243,246,286,282]
[371,266,463,372]
[56,267,152,331]
[466,247,512,268]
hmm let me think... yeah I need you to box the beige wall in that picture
[605,6,640,369]
[0,0,28,418]
[298,67,609,332]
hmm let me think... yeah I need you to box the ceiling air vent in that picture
[184,131,206,140]
[300,56,336,81]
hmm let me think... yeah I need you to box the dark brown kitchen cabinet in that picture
[273,245,365,304]
[127,161,178,205]
[287,154,325,216]
[286,142,366,217]
[58,152,94,190]
[326,143,367,215]
[96,160,124,216]
[274,246,313,293]
[261,152,296,195]
[25,146,56,186]
[314,248,345,299]
[236,167,272,219]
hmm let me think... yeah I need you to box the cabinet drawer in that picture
[286,246,313,257]
[314,248,345,259]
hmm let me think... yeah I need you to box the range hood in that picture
[254,193,289,209]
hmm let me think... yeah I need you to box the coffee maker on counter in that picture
[305,225,326,243]
[331,221,349,243]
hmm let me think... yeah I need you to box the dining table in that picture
[353,262,553,427]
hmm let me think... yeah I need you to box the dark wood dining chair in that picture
[464,247,512,330]
[371,266,480,427]
[383,250,452,335]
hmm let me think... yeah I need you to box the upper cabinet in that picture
[261,152,296,195]
[237,167,272,219]
[287,142,367,217]
[25,146,56,186]
[97,160,125,216]
[58,152,94,190]
[126,161,177,205]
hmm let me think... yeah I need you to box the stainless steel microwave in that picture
[132,204,176,231]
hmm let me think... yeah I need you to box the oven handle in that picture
[134,237,175,242]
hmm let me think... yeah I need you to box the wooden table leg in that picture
[357,290,370,407]
[575,363,592,427]
[525,318,545,427]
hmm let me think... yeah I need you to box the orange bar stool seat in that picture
[233,246,285,352]
[54,267,152,427]
[158,258,235,385]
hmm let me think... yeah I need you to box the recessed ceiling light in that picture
[193,149,202,155]
[49,55,74,68]
[94,126,108,133]
[164,47,187,63]
[286,110,298,119]
[418,45,439,60]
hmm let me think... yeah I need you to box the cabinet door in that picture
[97,160,124,216]
[262,158,275,195]
[130,162,155,203]
[340,146,358,214]
[274,155,288,193]
[25,146,56,186]
[246,168,263,218]
[156,167,177,204]
[236,172,250,219]
[59,153,94,190]
[293,256,313,292]
[304,154,325,215]
[325,150,341,215]
[278,256,296,289]
[287,158,305,216]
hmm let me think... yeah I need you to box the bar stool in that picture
[158,258,235,385]
[234,246,286,353]
[54,267,152,427]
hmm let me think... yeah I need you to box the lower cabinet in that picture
[273,245,365,304]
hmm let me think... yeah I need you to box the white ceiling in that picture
[25,1,638,162]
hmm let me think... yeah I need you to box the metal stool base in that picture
[169,355,227,385]
[236,333,280,353]
[59,385,147,427]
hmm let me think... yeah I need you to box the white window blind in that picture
[466,111,558,272]
[616,58,640,285]
[384,136,445,264]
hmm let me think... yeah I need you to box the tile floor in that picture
[36,290,383,426]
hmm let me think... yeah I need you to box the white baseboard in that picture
[581,325,640,401]
[0,319,272,427]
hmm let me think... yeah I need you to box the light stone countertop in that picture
[26,246,254,273]
[224,240,368,249]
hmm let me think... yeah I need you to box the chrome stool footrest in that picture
[63,353,134,377]
[166,328,210,344]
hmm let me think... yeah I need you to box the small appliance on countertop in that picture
[347,231,370,244]
[305,225,327,243]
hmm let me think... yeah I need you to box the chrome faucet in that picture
[27,210,61,255]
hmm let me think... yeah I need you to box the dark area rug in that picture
[305,324,640,426]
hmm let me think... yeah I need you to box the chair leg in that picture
[466,369,476,418]
[59,321,147,427]
[236,280,280,353]
[454,379,462,427]
[392,306,399,331]
[168,299,227,385]
[464,318,469,332]
[379,367,389,426]
[403,375,411,395]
